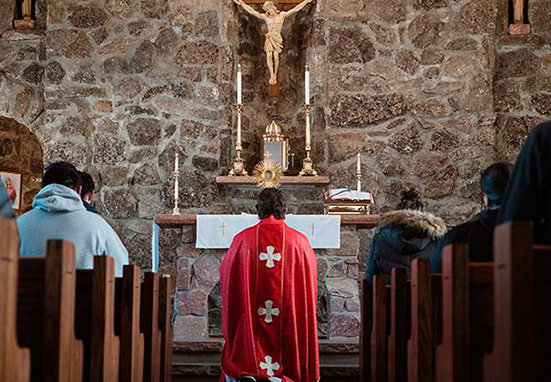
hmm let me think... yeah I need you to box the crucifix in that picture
[14,0,36,30]
[233,0,315,96]
[509,0,530,35]
[220,222,229,237]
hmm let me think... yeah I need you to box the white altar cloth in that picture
[196,214,341,249]
[151,214,340,271]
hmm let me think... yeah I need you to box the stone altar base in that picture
[155,213,379,379]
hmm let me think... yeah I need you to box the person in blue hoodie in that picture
[17,161,129,276]
[0,180,15,219]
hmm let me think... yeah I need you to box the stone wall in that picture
[494,0,551,163]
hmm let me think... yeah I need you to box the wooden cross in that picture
[219,222,228,237]
[509,0,530,35]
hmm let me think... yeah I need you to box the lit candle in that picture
[357,151,361,192]
[305,65,310,105]
[237,64,243,105]
[174,152,179,202]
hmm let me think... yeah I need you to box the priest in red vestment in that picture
[220,188,320,382]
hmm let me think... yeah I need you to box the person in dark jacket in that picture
[498,121,551,244]
[365,189,447,282]
[435,162,513,267]
[78,171,98,213]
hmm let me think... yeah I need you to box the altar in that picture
[154,211,379,378]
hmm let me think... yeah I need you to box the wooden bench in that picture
[75,257,120,382]
[17,240,84,382]
[115,265,144,382]
[388,268,409,382]
[0,217,30,382]
[435,244,493,382]
[142,272,162,382]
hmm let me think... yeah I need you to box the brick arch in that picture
[0,115,44,213]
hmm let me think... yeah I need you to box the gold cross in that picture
[310,222,315,237]
[220,222,229,237]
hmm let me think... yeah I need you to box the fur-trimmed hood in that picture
[377,209,447,239]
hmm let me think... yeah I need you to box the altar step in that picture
[172,339,360,382]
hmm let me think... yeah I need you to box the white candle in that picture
[237,64,243,105]
[175,152,179,172]
[305,65,310,105]
[357,152,361,173]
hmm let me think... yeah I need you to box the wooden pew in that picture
[75,256,120,382]
[115,265,144,382]
[0,217,30,382]
[142,272,162,382]
[435,244,494,382]
[534,245,551,379]
[17,240,84,382]
[159,275,173,382]
[370,274,389,382]
[388,268,410,382]
[360,278,372,382]
[407,259,433,382]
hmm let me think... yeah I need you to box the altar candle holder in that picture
[173,152,181,215]
[229,103,248,176]
[299,103,318,176]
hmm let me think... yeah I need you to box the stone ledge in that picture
[0,29,45,42]
[215,175,331,186]
[156,213,379,229]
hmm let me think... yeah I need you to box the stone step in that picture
[172,339,360,381]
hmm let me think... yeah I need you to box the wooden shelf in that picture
[155,213,379,229]
[215,175,330,186]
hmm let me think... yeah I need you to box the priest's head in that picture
[256,187,286,220]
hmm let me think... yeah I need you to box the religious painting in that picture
[0,171,22,210]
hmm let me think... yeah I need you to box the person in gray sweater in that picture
[17,162,129,276]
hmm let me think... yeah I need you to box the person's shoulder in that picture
[444,220,480,243]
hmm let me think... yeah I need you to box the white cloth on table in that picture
[195,214,340,249]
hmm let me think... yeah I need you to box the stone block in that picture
[132,163,160,185]
[22,63,44,84]
[141,0,168,19]
[531,1,551,35]
[329,93,408,127]
[497,49,540,79]
[173,315,208,340]
[396,51,419,75]
[453,0,497,35]
[195,10,219,37]
[47,30,94,59]
[103,188,138,219]
[345,298,360,312]
[328,131,366,162]
[388,124,423,154]
[175,41,219,65]
[531,93,551,115]
[93,133,127,165]
[177,257,192,290]
[134,41,155,73]
[192,156,219,172]
[68,4,108,29]
[326,278,358,299]
[177,290,208,316]
[327,261,346,278]
[329,295,346,313]
[329,27,375,64]
[93,101,113,114]
[408,14,445,49]
[126,118,162,146]
[329,313,360,338]
[191,255,220,292]
[363,0,406,24]
[0,0,15,32]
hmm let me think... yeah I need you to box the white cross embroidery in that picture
[258,300,280,323]
[260,355,280,377]
[259,246,281,268]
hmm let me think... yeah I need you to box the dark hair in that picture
[480,162,513,207]
[42,161,81,190]
[78,171,95,198]
[397,188,424,211]
[256,188,286,219]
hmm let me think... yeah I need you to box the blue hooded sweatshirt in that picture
[17,184,129,276]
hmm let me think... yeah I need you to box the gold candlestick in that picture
[299,103,317,176]
[229,103,248,176]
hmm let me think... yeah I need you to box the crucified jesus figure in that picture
[234,0,314,85]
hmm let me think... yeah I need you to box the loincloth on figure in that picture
[264,32,283,54]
